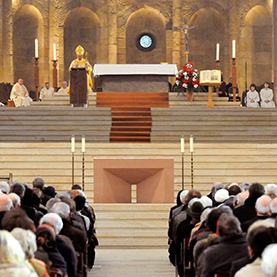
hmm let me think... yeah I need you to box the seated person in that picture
[57,81,69,94]
[39,82,55,101]
[218,77,227,97]
[10,78,32,107]
[225,77,232,95]
[246,84,260,107]
[260,82,276,108]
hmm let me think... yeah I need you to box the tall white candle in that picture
[190,135,194,153]
[53,43,57,60]
[71,135,75,153]
[181,137,185,153]
[82,136,85,153]
[232,40,236,59]
[35,39,38,58]
[216,43,220,61]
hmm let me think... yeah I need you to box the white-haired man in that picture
[57,81,69,94]
[8,193,21,208]
[40,213,77,277]
[0,194,13,229]
[39,82,54,101]
[0,181,9,194]
[241,195,271,232]
[50,202,86,254]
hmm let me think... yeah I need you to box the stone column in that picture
[274,0,277,103]
[172,0,182,69]
[108,0,117,64]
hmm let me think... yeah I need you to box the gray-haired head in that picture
[242,182,252,192]
[0,194,13,212]
[32,177,45,191]
[9,181,25,199]
[11,228,37,259]
[39,213,63,235]
[8,193,21,208]
[0,182,10,194]
[50,202,70,219]
[269,198,277,215]
[46,197,61,211]
[261,244,277,277]
[255,195,271,215]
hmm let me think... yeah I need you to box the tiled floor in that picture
[88,248,175,277]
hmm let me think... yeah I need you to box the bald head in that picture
[256,195,271,215]
[269,198,277,215]
[8,193,21,208]
[236,192,249,205]
[0,194,13,211]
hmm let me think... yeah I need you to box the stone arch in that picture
[13,4,44,90]
[64,7,100,82]
[126,7,166,64]
[243,5,272,86]
[188,8,226,75]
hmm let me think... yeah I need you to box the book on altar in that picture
[200,70,221,84]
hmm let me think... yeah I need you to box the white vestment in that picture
[57,87,69,94]
[39,87,55,100]
[10,83,32,107]
[260,88,276,107]
[246,90,260,107]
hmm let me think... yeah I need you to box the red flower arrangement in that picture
[176,62,200,92]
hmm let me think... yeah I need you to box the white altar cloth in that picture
[93,64,178,76]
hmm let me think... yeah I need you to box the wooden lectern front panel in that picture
[70,68,88,106]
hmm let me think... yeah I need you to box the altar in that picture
[93,64,178,92]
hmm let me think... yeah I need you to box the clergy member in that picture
[69,45,93,94]
[246,84,260,108]
[57,81,69,94]
[39,82,55,101]
[10,78,33,107]
[260,82,276,108]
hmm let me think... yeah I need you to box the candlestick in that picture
[71,135,75,153]
[52,60,58,92]
[82,136,85,153]
[232,40,236,59]
[190,135,194,153]
[34,57,39,101]
[35,39,38,58]
[216,43,220,61]
[181,137,184,153]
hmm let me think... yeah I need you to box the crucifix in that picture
[173,17,198,64]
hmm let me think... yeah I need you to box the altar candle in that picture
[71,135,75,153]
[216,43,220,61]
[53,43,57,60]
[82,136,85,153]
[232,40,236,59]
[190,135,194,153]
[181,137,185,153]
[35,39,38,58]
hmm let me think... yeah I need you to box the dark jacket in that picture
[201,235,248,277]
[233,197,257,223]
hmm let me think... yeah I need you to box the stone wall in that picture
[0,0,274,93]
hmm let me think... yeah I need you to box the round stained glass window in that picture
[136,33,156,52]
[140,35,153,49]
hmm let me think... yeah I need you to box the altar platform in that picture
[93,64,178,92]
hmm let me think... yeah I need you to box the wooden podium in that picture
[70,68,88,107]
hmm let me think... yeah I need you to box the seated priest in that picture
[57,81,69,94]
[69,45,93,94]
[10,78,33,107]
[39,82,55,101]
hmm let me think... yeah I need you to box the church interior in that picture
[1,0,277,276]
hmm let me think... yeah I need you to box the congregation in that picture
[168,182,277,277]
[0,178,98,277]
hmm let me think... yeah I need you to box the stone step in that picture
[93,204,171,248]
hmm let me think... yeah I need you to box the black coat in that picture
[233,197,257,223]
[201,235,248,277]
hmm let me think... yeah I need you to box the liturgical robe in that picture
[10,82,33,107]
[260,88,276,108]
